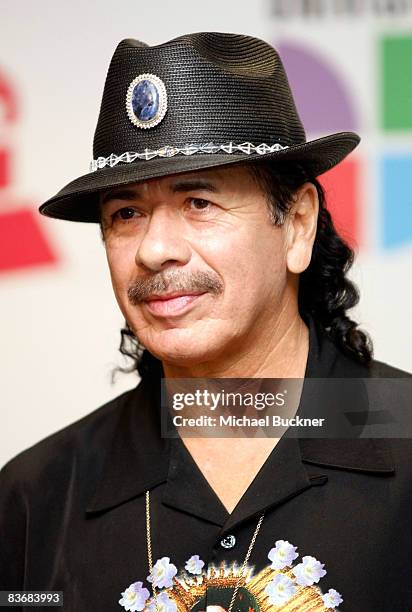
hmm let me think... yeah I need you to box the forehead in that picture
[100,164,257,200]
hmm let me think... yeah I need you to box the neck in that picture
[159,303,310,513]
[161,305,310,379]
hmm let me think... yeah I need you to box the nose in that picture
[135,206,191,271]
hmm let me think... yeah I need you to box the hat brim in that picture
[39,132,360,222]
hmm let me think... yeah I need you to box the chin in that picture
[143,328,221,367]
[149,344,217,368]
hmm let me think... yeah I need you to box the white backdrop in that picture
[1,0,411,468]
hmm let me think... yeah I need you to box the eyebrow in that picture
[101,189,139,205]
[100,179,219,205]
[171,179,219,194]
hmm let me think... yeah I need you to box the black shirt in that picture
[1,319,411,611]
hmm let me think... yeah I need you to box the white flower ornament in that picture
[185,554,205,575]
[268,539,299,570]
[322,588,344,609]
[265,573,297,605]
[147,557,178,589]
[118,581,150,611]
[145,591,177,612]
[293,555,327,586]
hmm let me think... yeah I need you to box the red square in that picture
[0,149,10,189]
[0,207,58,272]
[319,158,360,248]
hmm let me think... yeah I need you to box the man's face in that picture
[100,165,292,367]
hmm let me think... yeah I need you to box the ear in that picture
[285,182,319,274]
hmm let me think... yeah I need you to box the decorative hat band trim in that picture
[89,142,289,172]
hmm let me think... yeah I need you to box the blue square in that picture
[381,154,412,249]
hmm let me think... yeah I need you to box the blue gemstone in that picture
[132,80,160,122]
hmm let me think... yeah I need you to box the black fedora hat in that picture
[39,32,360,223]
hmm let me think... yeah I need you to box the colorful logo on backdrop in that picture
[0,70,58,274]
[277,34,412,250]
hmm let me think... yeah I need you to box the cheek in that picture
[215,227,288,302]
[104,241,136,304]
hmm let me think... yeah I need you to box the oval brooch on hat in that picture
[126,73,168,129]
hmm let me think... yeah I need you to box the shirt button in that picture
[220,534,236,549]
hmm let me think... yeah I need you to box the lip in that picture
[144,292,207,317]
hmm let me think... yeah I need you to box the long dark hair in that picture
[110,160,372,380]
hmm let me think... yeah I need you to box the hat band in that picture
[89,141,289,172]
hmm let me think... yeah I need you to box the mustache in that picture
[127,269,224,305]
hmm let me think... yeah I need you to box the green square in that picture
[381,35,412,131]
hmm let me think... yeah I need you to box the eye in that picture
[187,198,214,212]
[112,207,141,221]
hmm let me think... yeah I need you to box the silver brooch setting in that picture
[126,73,168,129]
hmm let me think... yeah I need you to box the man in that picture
[0,32,411,611]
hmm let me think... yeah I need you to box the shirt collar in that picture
[85,316,394,516]
[85,376,170,514]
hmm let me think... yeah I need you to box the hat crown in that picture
[93,32,306,159]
